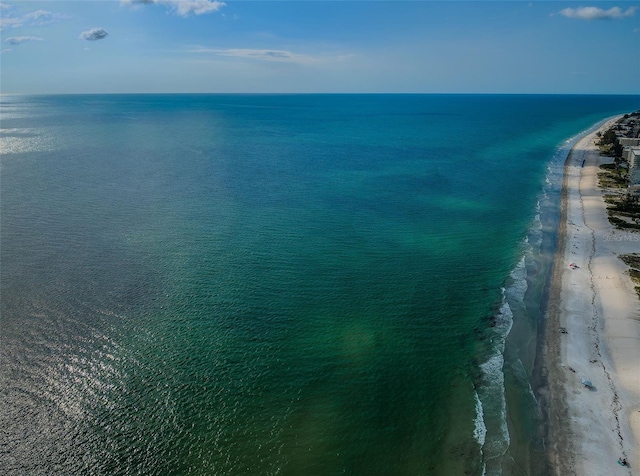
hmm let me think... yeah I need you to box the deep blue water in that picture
[1,94,638,475]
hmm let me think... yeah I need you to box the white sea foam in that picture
[474,391,487,448]
[473,392,487,476]
[479,353,511,461]
[476,284,515,475]
[533,214,541,228]
[494,297,514,345]
[507,256,528,304]
[531,214,543,246]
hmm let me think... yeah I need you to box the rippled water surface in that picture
[2,94,638,475]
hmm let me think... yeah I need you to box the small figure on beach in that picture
[580,378,595,390]
[568,263,579,269]
[617,457,628,467]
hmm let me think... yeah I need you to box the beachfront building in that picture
[626,147,640,186]
[624,147,640,166]
[619,137,640,147]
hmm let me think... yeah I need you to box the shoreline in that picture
[542,116,640,474]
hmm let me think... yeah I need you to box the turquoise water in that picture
[1,94,638,475]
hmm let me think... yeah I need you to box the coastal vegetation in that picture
[597,112,640,230]
[619,254,640,299]
[597,128,624,158]
[598,163,627,188]
[598,113,640,298]
[603,192,640,230]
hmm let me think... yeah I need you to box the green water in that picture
[1,94,638,475]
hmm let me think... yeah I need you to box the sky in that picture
[0,1,639,94]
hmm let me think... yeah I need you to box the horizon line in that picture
[2,92,640,97]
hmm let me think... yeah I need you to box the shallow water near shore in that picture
[2,94,639,475]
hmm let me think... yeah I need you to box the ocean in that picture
[1,94,638,475]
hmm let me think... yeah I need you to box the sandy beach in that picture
[545,117,640,475]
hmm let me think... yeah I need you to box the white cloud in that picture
[121,0,225,17]
[174,0,224,16]
[1,48,13,54]
[4,35,44,45]
[186,47,355,65]
[0,3,13,10]
[187,47,316,63]
[24,10,68,26]
[79,27,109,41]
[0,16,22,29]
[558,6,637,20]
[0,9,68,30]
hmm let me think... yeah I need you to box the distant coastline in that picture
[542,115,640,474]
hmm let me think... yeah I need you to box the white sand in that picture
[550,117,640,475]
